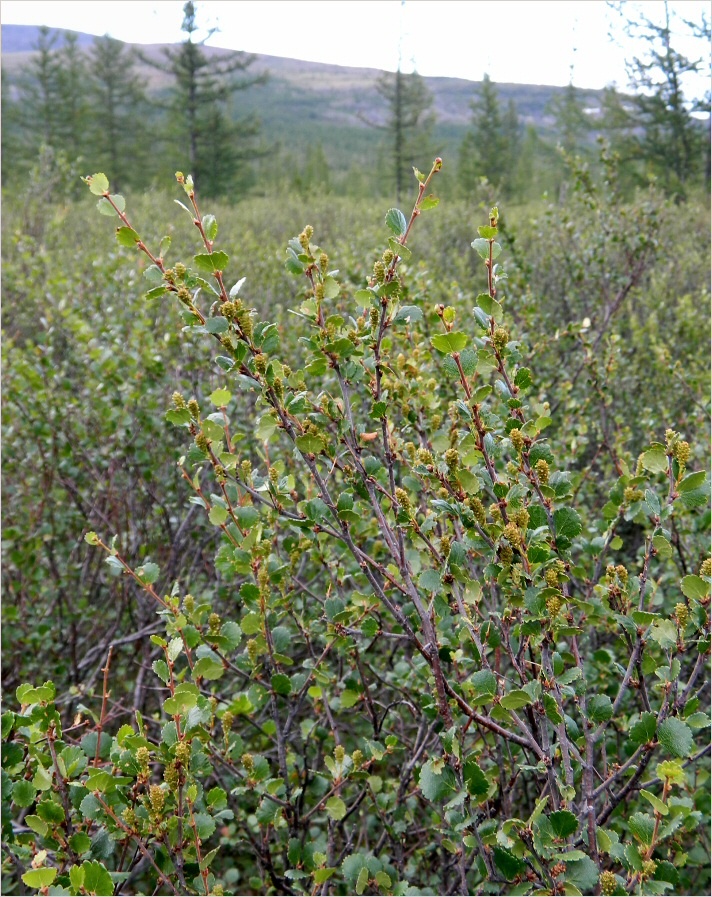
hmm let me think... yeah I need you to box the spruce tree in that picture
[458,74,520,198]
[367,67,436,203]
[12,26,63,152]
[613,0,709,196]
[141,1,267,197]
[88,36,150,191]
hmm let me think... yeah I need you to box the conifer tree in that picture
[13,26,63,150]
[54,32,90,163]
[141,1,267,197]
[367,67,436,203]
[611,0,710,196]
[549,81,591,156]
[88,36,150,191]
[459,74,520,198]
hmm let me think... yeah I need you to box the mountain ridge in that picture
[1,22,605,132]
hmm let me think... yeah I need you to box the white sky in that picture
[2,0,710,93]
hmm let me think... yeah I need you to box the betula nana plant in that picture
[2,159,709,897]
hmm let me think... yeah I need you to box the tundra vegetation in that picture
[1,145,709,896]
[1,4,710,896]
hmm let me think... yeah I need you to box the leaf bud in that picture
[534,459,550,484]
[31,850,48,869]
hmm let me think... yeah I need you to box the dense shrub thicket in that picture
[1,152,710,896]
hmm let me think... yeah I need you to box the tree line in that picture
[2,0,709,202]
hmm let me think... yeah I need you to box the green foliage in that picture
[2,148,710,896]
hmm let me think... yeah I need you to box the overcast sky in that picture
[2,1,710,93]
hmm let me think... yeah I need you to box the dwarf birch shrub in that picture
[2,161,710,897]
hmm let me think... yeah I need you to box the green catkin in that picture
[534,459,549,484]
[510,428,525,453]
[600,871,617,895]
[493,327,509,352]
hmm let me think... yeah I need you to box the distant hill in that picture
[1,23,608,191]
[1,23,97,53]
[1,23,604,133]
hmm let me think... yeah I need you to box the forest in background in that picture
[1,0,710,204]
